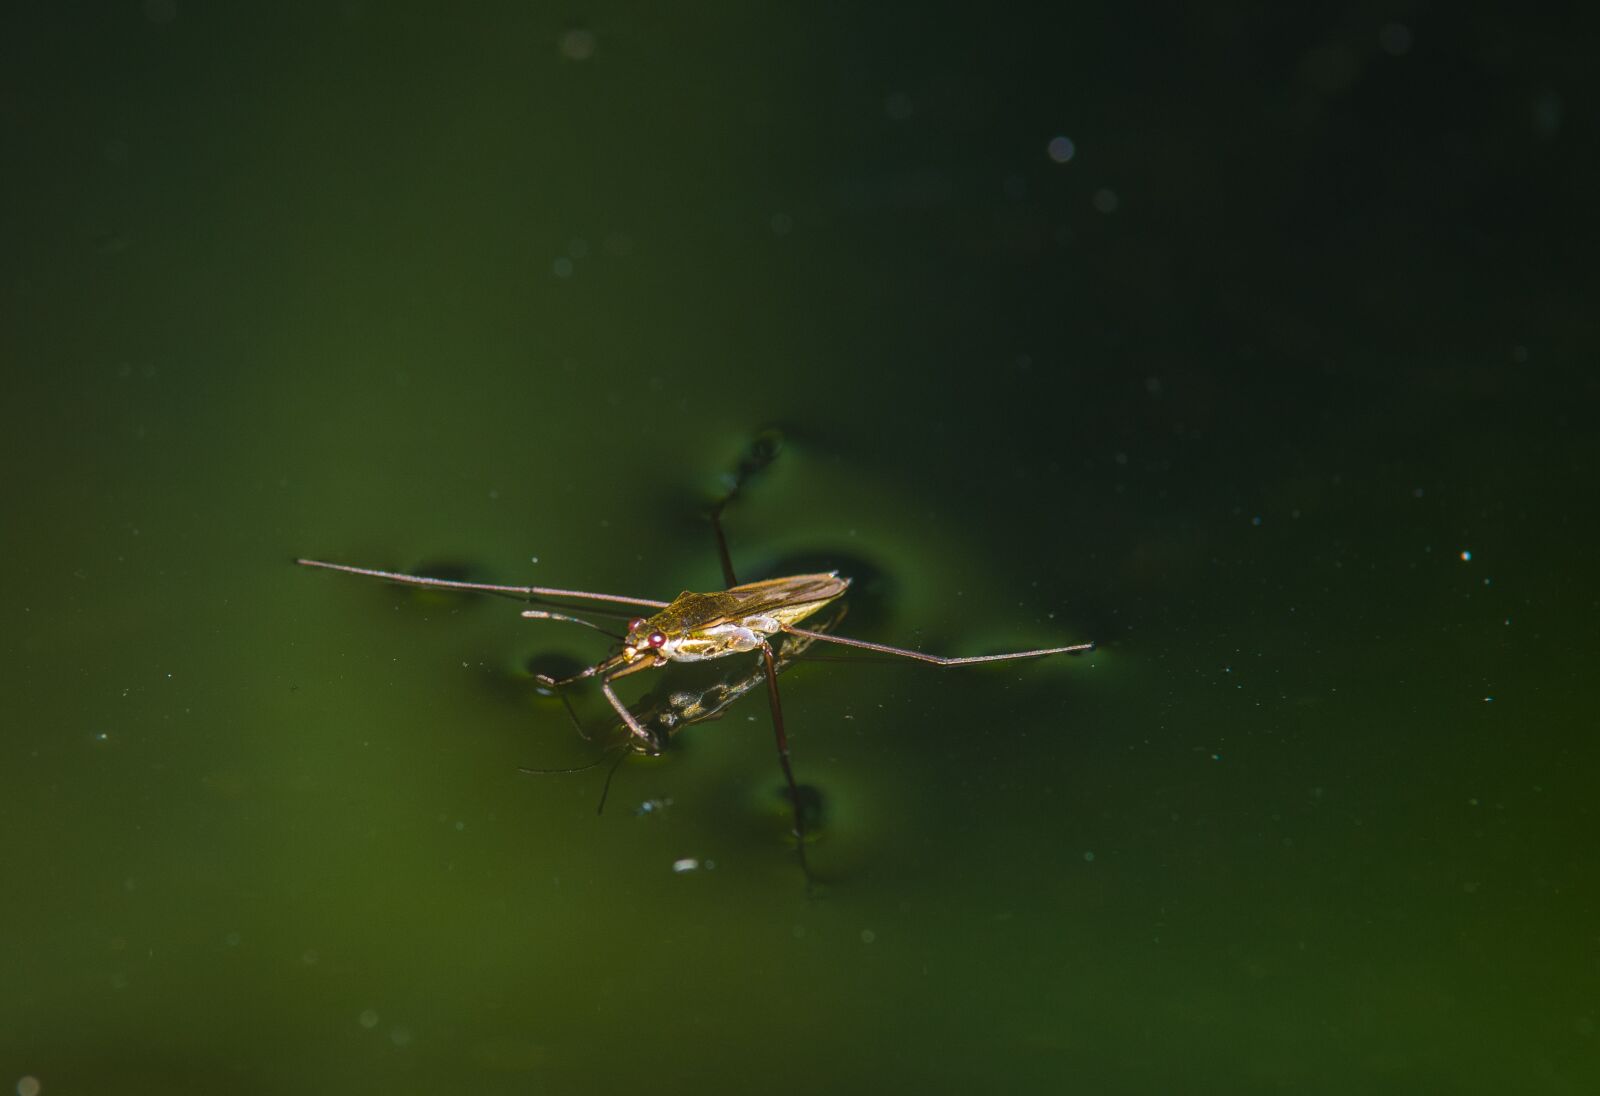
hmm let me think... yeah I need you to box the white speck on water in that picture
[672,858,699,873]
[1459,549,1472,561]
[860,929,877,944]
[18,1077,41,1096]
[1047,135,1076,163]
[359,1009,380,1029]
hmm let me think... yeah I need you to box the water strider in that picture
[295,559,1090,748]
[297,454,1092,882]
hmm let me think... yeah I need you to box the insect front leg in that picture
[600,677,656,750]
[598,657,665,753]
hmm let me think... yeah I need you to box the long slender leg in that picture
[708,503,814,882]
[517,742,632,814]
[296,558,670,609]
[782,626,1093,665]
[594,748,630,814]
[761,641,813,883]
[707,500,740,589]
[706,429,782,588]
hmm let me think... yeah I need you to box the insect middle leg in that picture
[706,501,815,883]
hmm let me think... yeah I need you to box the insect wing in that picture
[703,573,849,628]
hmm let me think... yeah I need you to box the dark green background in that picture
[4,3,1595,1093]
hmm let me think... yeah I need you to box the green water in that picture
[4,5,1596,1094]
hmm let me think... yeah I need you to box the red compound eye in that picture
[647,630,666,649]
[627,617,646,633]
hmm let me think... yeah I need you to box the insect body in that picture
[627,573,850,663]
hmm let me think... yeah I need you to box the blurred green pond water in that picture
[3,5,1597,1094]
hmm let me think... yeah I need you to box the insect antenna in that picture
[520,608,623,640]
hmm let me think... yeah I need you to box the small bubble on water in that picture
[559,28,595,60]
[359,1009,379,1029]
